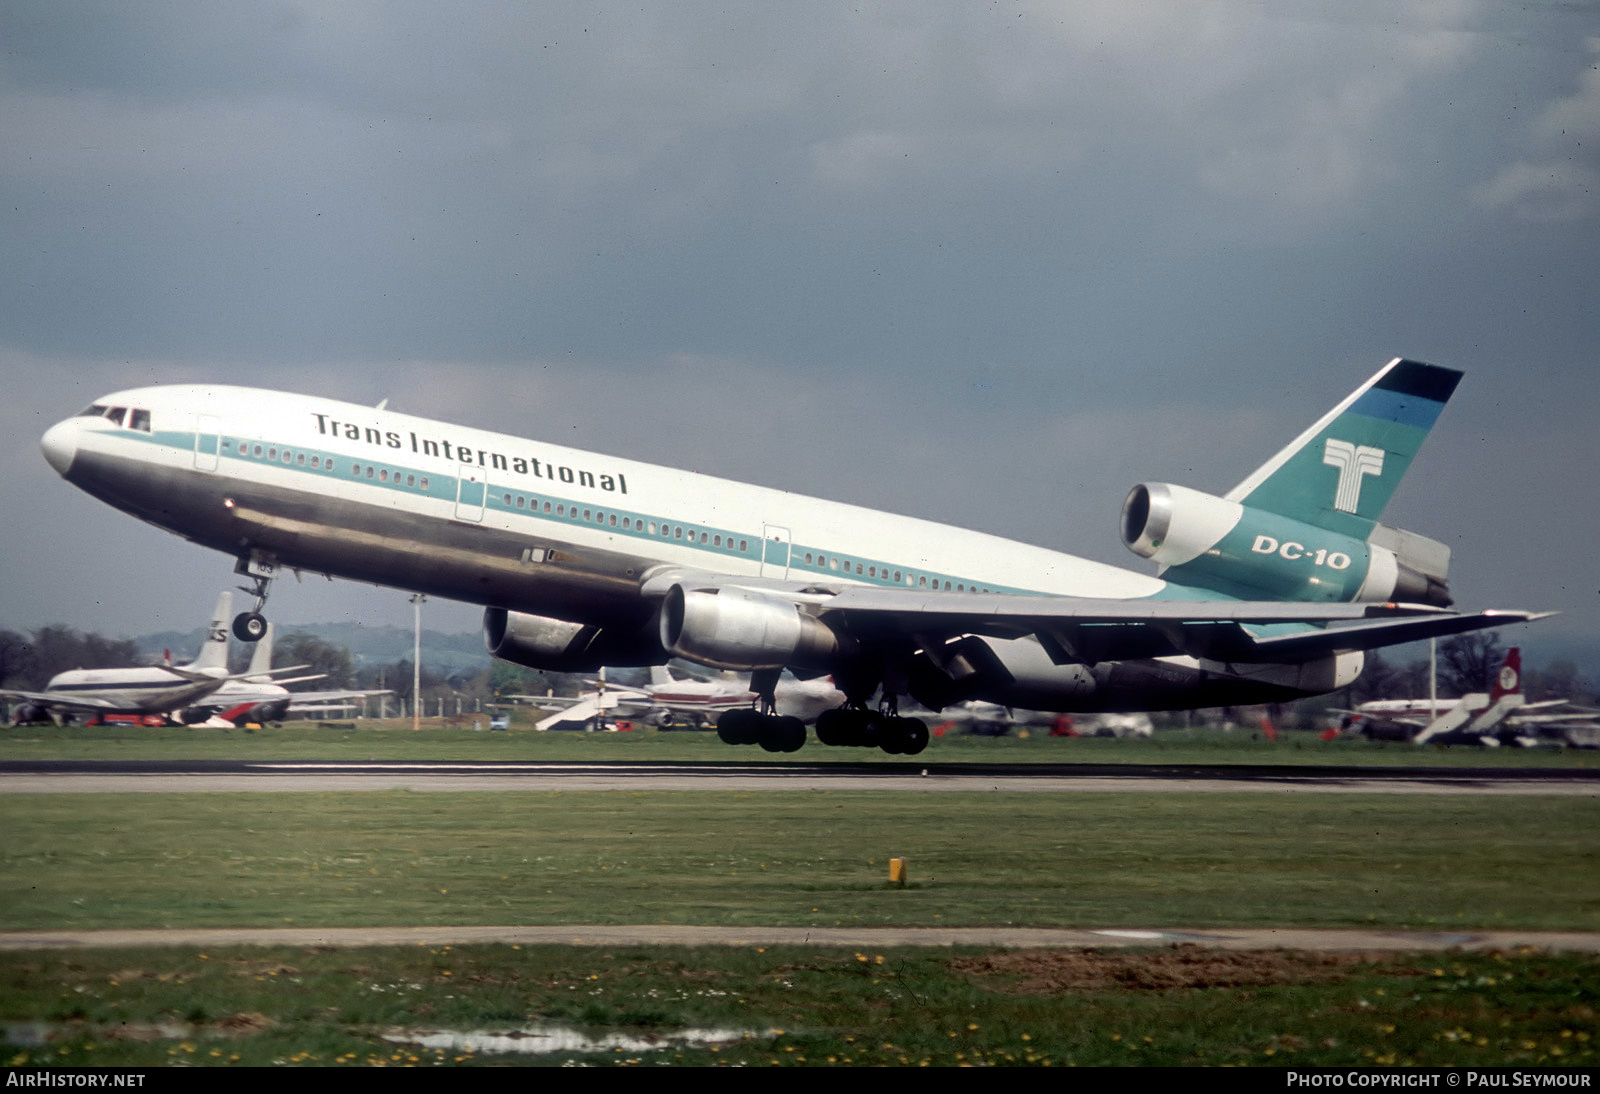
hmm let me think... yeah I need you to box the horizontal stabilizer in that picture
[1230,611,1553,663]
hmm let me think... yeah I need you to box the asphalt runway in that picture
[1,758,1596,794]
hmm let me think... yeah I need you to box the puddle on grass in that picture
[385,1025,757,1057]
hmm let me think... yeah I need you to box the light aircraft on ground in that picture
[39,359,1545,754]
[3,592,303,724]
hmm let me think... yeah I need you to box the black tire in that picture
[900,717,930,756]
[816,709,848,747]
[233,612,267,642]
[879,717,907,754]
[774,715,806,753]
[717,708,762,746]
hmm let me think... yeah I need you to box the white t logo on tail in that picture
[1322,439,1384,514]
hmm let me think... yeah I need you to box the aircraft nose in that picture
[40,419,79,476]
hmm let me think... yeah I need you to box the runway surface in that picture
[1,758,1596,794]
[4,923,1599,953]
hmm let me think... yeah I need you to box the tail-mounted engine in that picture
[1120,482,1451,606]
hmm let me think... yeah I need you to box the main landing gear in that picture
[231,552,278,643]
[815,707,930,755]
[716,707,808,753]
[723,706,927,755]
[712,667,931,756]
[715,667,807,753]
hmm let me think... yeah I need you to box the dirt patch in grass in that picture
[950,946,1374,993]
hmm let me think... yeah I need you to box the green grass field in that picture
[4,717,1598,766]
[3,725,1596,1067]
[5,790,1597,931]
[3,944,1595,1067]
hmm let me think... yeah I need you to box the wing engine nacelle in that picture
[484,608,663,672]
[659,585,849,671]
[1120,482,1451,606]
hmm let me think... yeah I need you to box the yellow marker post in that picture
[888,858,907,885]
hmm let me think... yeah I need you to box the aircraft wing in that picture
[510,687,651,713]
[646,571,1549,666]
[283,689,390,707]
[162,663,313,684]
[0,689,125,714]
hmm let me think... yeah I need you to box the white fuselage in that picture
[37,383,1352,713]
[44,385,1164,604]
[38,666,228,715]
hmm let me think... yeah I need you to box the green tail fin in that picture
[1225,358,1460,538]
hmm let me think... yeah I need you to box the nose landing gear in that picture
[231,552,278,643]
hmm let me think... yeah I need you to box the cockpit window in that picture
[74,404,152,431]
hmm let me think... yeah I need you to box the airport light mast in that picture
[410,593,425,733]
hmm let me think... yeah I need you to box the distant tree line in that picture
[0,625,143,691]
[1351,633,1593,707]
[2,622,1592,725]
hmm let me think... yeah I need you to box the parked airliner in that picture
[176,622,388,726]
[38,358,1543,754]
[3,592,297,724]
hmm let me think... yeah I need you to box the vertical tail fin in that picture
[1225,358,1461,538]
[184,592,233,671]
[245,622,275,678]
[1488,647,1522,703]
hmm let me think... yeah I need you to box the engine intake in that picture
[660,585,847,671]
[1120,481,1450,606]
[484,608,662,672]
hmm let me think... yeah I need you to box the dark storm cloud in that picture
[0,2,1594,656]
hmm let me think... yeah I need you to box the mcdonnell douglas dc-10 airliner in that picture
[38,358,1542,754]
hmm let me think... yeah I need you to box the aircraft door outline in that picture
[194,415,221,472]
[455,465,487,522]
[760,524,791,579]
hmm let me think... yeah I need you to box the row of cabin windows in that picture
[220,441,988,586]
[349,462,429,490]
[495,491,750,551]
[226,439,356,478]
[799,550,987,592]
[78,405,152,432]
[224,440,754,554]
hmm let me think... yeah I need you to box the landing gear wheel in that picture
[717,708,763,746]
[816,709,849,747]
[758,715,807,753]
[233,611,267,643]
[896,717,929,756]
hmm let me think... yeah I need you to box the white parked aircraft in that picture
[3,592,299,724]
[520,666,845,736]
[175,622,388,726]
[39,359,1544,754]
[1346,648,1598,747]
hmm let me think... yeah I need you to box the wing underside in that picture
[643,570,1547,666]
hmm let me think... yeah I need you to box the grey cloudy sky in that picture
[1,1,1595,662]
